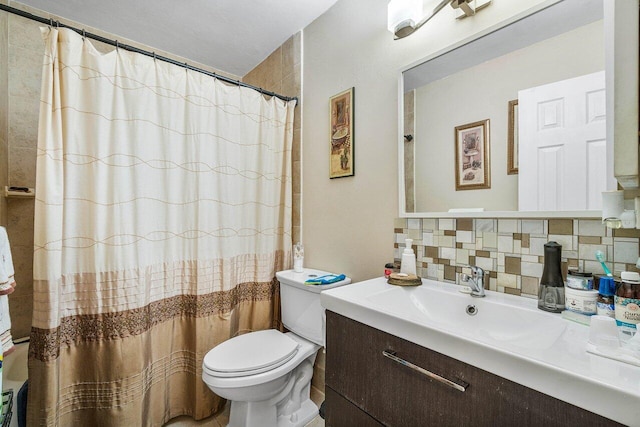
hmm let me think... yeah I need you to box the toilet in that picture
[202,268,351,427]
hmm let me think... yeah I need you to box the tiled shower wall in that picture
[394,217,640,297]
[242,32,302,243]
[0,12,7,226]
[403,90,415,213]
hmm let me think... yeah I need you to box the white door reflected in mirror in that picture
[518,71,614,211]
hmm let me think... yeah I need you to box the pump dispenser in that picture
[293,242,304,273]
[538,241,565,313]
[400,238,417,275]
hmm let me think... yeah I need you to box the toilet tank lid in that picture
[203,329,299,374]
[276,269,351,293]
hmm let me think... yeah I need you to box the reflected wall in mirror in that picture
[401,0,616,215]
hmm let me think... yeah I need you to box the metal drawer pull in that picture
[382,350,468,392]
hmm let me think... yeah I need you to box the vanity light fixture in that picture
[387,0,491,39]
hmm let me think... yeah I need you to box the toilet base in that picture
[226,396,318,427]
[277,398,318,427]
[225,354,318,427]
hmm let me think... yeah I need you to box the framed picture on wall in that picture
[329,87,354,179]
[507,99,519,175]
[454,119,491,191]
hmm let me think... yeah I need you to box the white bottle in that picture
[400,238,416,275]
[293,242,304,273]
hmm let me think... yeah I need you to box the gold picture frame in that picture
[329,87,354,178]
[507,99,519,175]
[454,119,490,191]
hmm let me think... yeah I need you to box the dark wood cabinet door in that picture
[325,387,384,427]
[325,311,621,427]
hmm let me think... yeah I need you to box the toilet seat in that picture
[203,329,299,378]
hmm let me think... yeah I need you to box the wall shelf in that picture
[4,186,35,198]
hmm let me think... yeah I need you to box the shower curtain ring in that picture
[153,52,156,61]
[82,29,86,40]
[115,40,119,50]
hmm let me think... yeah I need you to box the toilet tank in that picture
[276,269,351,346]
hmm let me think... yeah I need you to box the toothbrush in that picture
[595,250,613,277]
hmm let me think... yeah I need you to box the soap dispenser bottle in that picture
[538,241,565,313]
[400,238,417,275]
[293,242,304,273]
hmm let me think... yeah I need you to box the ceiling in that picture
[15,0,339,77]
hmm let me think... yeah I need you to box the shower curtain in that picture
[29,28,295,426]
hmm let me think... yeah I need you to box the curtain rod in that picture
[0,3,299,105]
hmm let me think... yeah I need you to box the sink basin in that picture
[365,284,567,349]
[320,276,640,426]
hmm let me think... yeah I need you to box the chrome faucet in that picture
[460,265,486,298]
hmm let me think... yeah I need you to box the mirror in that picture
[399,0,623,217]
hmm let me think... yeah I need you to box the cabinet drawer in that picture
[325,311,621,427]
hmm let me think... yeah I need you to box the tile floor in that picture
[164,386,325,427]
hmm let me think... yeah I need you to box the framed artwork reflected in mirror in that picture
[508,99,519,175]
[454,119,490,191]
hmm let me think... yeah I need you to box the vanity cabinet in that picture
[325,311,621,427]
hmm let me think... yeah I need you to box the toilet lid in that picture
[203,329,299,377]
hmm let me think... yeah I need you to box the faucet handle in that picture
[460,265,487,297]
[471,265,484,276]
[462,264,484,276]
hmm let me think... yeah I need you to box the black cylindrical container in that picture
[538,241,565,313]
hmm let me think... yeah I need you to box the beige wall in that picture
[1,1,238,339]
[302,0,550,282]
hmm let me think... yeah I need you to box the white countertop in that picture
[320,277,640,426]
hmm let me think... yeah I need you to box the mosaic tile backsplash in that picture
[393,218,640,298]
